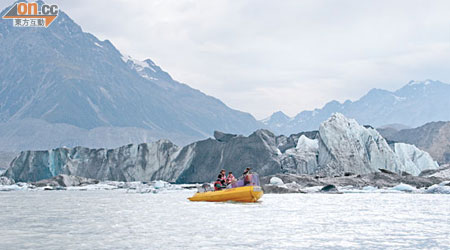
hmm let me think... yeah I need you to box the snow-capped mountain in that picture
[0,2,262,150]
[262,80,450,135]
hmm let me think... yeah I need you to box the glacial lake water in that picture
[1,190,449,249]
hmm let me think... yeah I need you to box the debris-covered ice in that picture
[262,180,450,194]
[0,180,190,193]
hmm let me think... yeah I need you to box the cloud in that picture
[2,0,450,119]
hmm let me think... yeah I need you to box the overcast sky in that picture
[3,0,450,119]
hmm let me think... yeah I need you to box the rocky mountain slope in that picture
[378,121,450,164]
[3,113,439,183]
[262,80,450,135]
[0,2,262,150]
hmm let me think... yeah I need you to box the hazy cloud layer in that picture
[2,0,450,119]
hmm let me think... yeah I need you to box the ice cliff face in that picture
[393,143,439,175]
[5,140,187,183]
[4,129,284,183]
[3,114,439,183]
[279,114,438,177]
[316,113,406,176]
[279,113,438,176]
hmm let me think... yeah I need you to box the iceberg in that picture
[269,177,284,185]
[393,143,439,175]
[391,183,417,192]
[316,113,406,176]
[425,181,450,194]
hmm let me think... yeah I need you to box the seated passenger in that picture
[226,172,236,184]
[219,169,227,185]
[243,167,252,186]
[214,175,226,191]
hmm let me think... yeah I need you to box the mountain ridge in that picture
[378,121,450,164]
[0,2,263,150]
[262,79,450,135]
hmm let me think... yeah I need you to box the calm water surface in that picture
[1,190,449,249]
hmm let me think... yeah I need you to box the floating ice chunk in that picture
[270,177,284,185]
[153,180,167,189]
[426,185,450,194]
[391,183,417,192]
[425,182,450,194]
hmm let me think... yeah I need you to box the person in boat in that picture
[243,167,252,186]
[214,175,226,191]
[226,172,236,185]
[219,169,227,186]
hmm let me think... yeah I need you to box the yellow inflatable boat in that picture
[188,185,263,202]
[188,173,264,202]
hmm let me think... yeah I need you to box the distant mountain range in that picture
[0,1,261,151]
[262,80,450,135]
[378,121,450,165]
[1,1,450,155]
